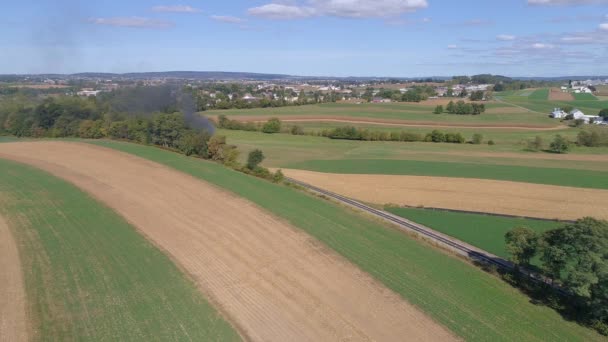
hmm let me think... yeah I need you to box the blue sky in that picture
[1,0,607,76]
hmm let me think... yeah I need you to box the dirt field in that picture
[0,214,27,342]
[212,115,562,130]
[0,142,456,342]
[548,88,574,101]
[281,169,608,221]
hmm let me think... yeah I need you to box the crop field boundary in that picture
[287,177,568,294]
[389,205,575,223]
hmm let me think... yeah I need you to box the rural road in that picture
[287,178,510,266]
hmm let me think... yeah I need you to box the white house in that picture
[571,109,586,120]
[550,108,566,119]
[571,109,601,124]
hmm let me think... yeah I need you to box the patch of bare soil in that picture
[211,115,562,130]
[0,214,28,342]
[281,169,608,221]
[0,142,457,342]
[548,88,574,101]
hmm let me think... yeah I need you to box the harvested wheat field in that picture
[281,169,608,221]
[0,215,27,342]
[548,88,574,101]
[0,142,456,342]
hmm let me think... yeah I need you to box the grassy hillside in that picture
[286,159,608,189]
[0,158,239,341]
[89,140,603,341]
[385,207,561,258]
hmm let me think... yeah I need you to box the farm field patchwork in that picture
[86,140,604,341]
[0,158,239,341]
[0,142,454,341]
[385,207,562,259]
[278,169,608,221]
[285,159,608,189]
[220,130,608,171]
[205,101,558,126]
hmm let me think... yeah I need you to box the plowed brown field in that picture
[0,214,27,342]
[548,89,574,101]
[281,169,608,221]
[0,142,456,342]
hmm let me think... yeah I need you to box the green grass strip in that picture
[286,159,608,189]
[528,89,549,100]
[385,207,561,259]
[89,140,603,341]
[0,158,240,341]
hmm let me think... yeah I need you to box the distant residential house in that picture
[242,93,259,102]
[550,108,566,119]
[77,89,101,97]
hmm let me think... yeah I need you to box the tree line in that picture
[433,101,486,115]
[0,88,284,184]
[505,218,608,335]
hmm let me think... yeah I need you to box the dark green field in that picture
[0,159,239,341]
[286,159,608,189]
[528,89,549,100]
[573,93,598,101]
[385,207,562,258]
[88,140,603,341]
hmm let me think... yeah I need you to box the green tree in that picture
[433,105,443,114]
[470,90,484,101]
[527,136,544,151]
[446,101,455,113]
[599,109,608,119]
[207,135,227,161]
[262,118,281,134]
[290,125,304,135]
[577,130,601,147]
[540,218,608,300]
[549,135,570,154]
[505,227,539,267]
[177,131,210,157]
[247,149,265,169]
[472,133,483,144]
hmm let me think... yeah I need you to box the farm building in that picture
[549,108,603,124]
[550,108,567,119]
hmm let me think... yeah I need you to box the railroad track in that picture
[288,177,567,294]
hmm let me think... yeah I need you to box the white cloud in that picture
[497,34,516,41]
[421,17,431,23]
[528,0,608,5]
[248,4,316,19]
[211,15,245,24]
[152,5,202,13]
[88,17,174,29]
[447,44,459,49]
[531,43,555,49]
[248,0,428,19]
[600,23,608,30]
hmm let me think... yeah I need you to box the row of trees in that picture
[367,85,437,103]
[326,126,489,144]
[435,101,486,115]
[505,218,608,334]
